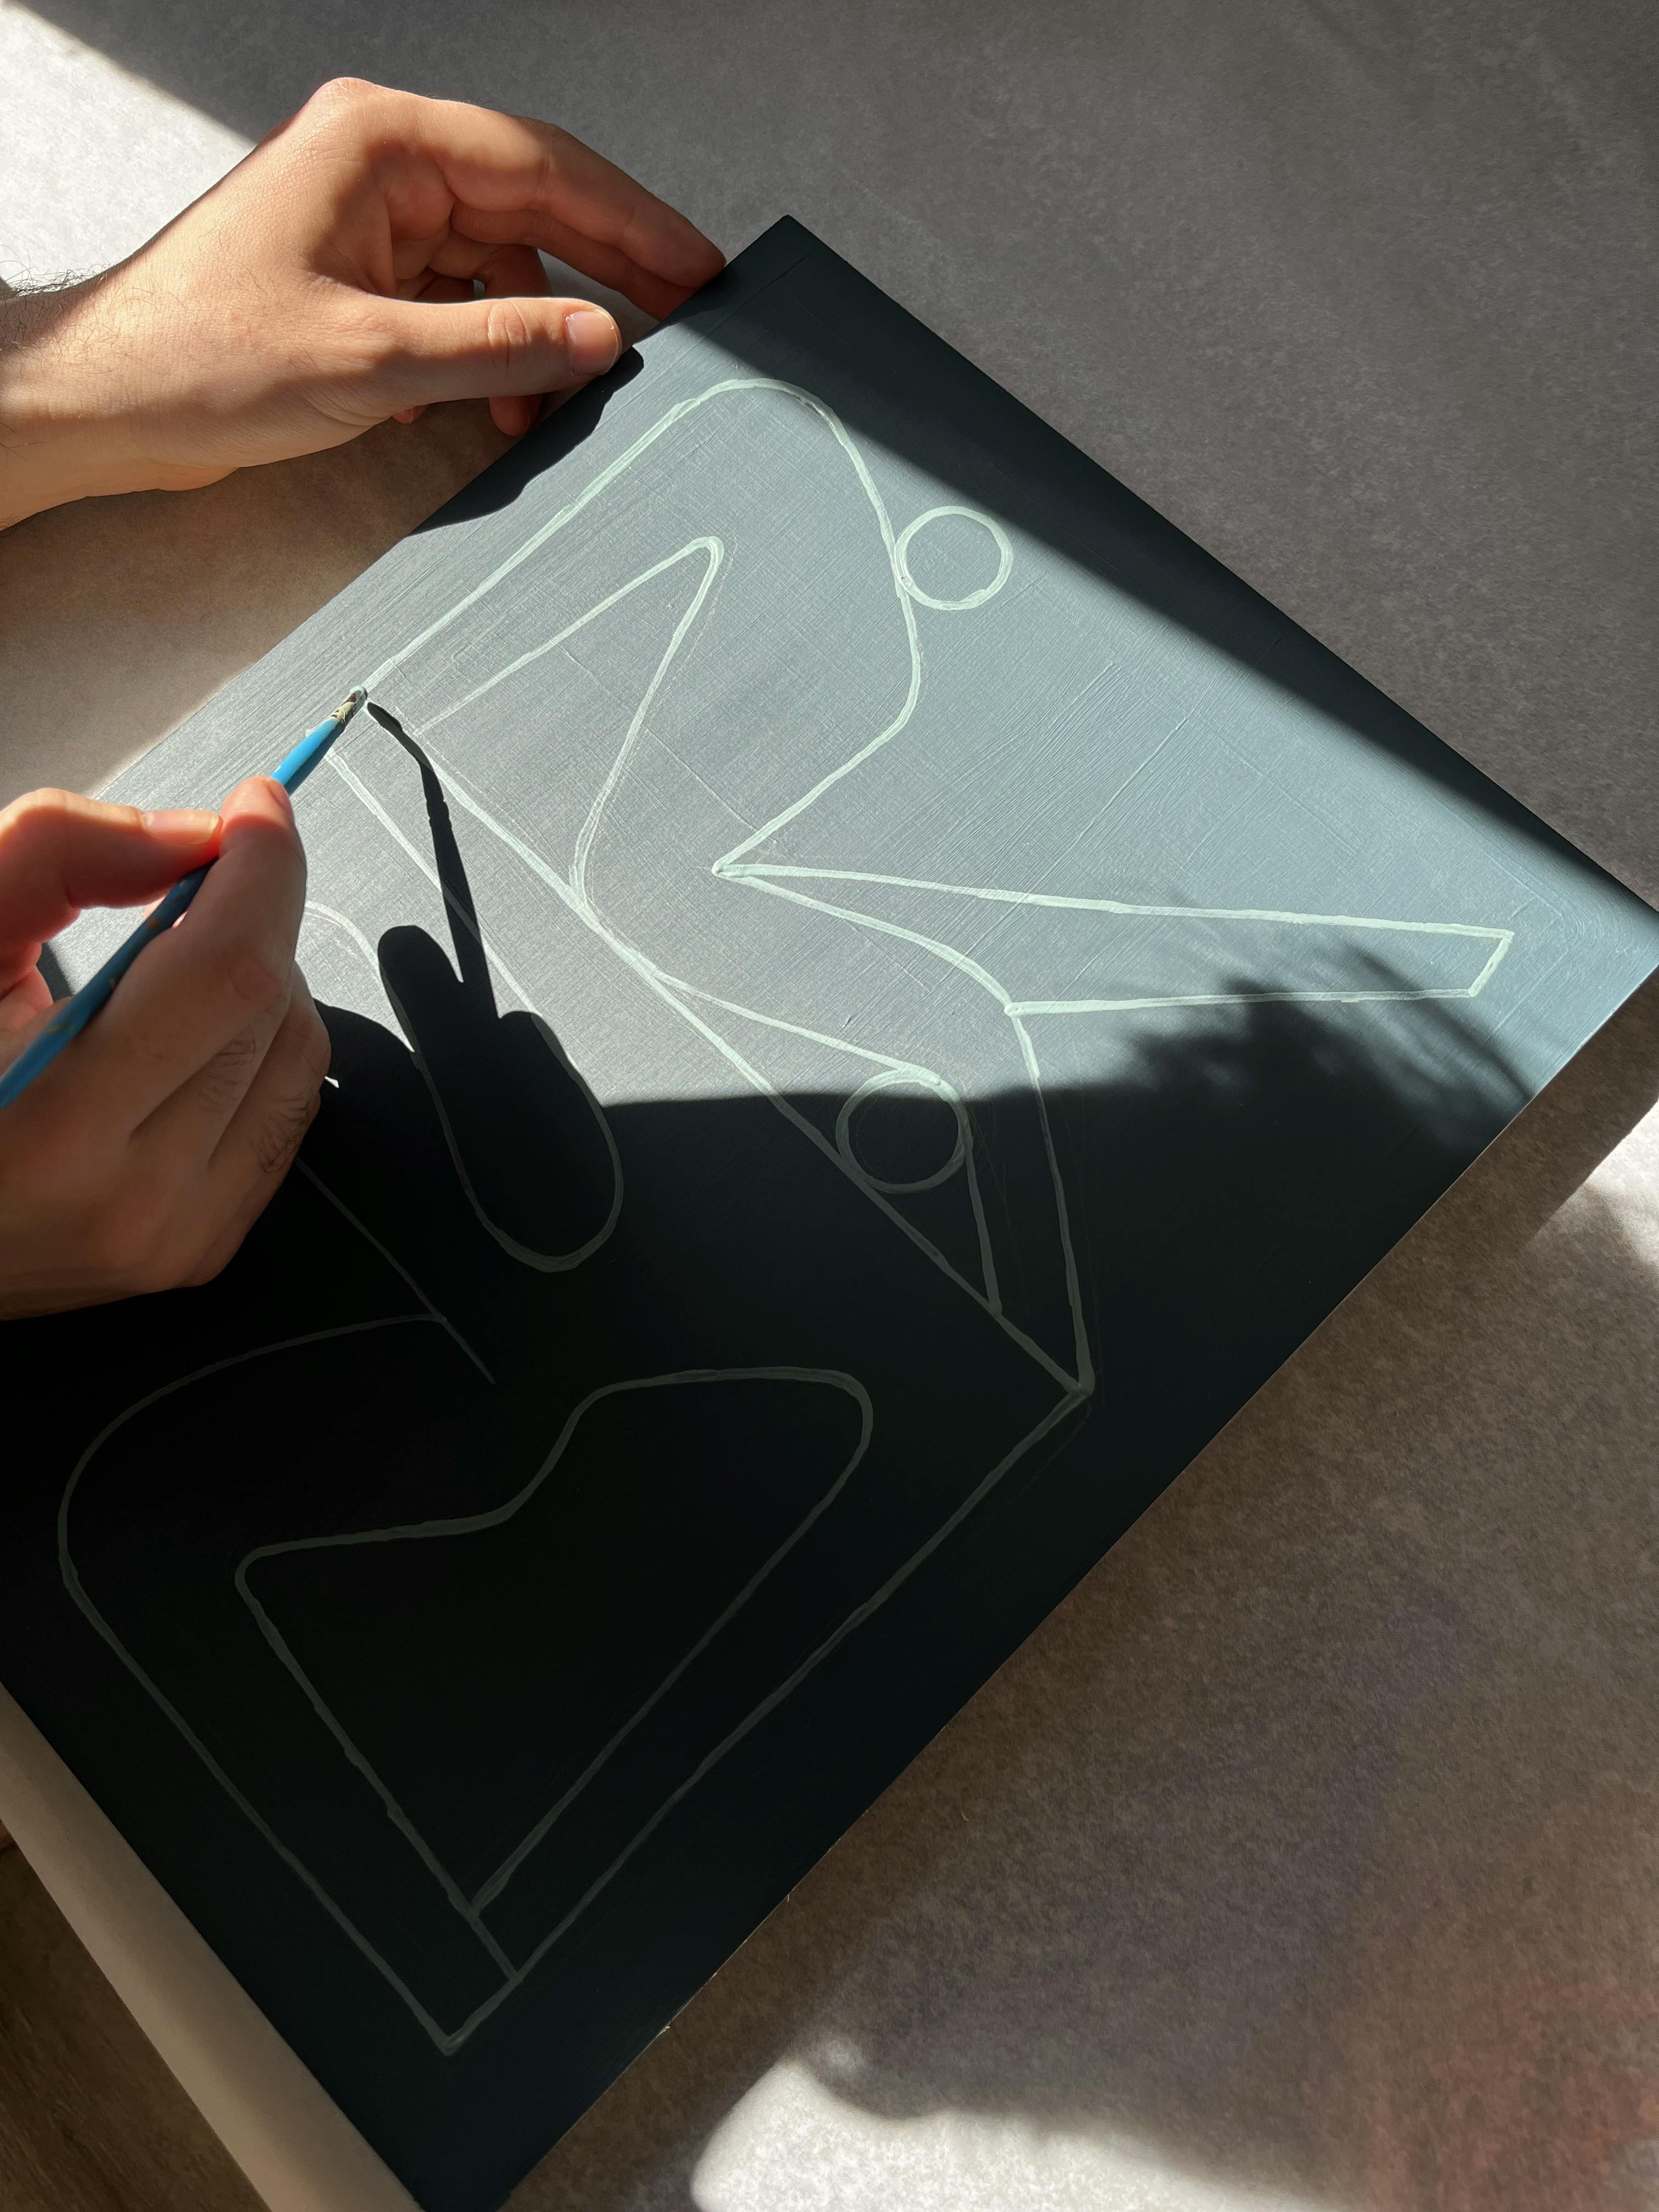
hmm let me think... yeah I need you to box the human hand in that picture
[0,77,723,526]
[0,782,329,1316]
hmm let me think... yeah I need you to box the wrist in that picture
[0,279,145,528]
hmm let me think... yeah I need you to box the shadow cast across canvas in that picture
[509,972,1659,2212]
[297,922,1657,2210]
[20,842,1634,2212]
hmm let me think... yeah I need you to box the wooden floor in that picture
[0,1842,258,2212]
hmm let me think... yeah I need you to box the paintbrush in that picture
[0,687,368,1112]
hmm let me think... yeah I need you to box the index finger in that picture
[0,788,221,972]
[71,778,306,1132]
[338,85,723,311]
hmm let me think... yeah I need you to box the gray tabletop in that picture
[3,6,1657,2205]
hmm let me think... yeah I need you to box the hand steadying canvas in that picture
[0,79,722,1317]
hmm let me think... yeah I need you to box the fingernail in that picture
[140,807,218,845]
[564,307,619,377]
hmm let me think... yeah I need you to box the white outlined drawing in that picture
[60,375,1517,2052]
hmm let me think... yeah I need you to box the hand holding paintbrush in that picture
[0,748,335,1320]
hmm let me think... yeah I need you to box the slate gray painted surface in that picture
[7,223,1658,2210]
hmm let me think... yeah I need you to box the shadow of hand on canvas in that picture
[353,700,621,1276]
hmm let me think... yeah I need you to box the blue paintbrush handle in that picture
[0,688,366,1113]
[0,865,215,1110]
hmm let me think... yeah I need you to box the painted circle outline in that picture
[835,1068,968,1194]
[894,505,1014,613]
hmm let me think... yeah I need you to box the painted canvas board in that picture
[5,218,1658,2209]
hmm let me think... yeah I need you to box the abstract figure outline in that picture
[59,373,1517,2053]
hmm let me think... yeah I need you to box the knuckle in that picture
[0,787,79,859]
[129,1248,189,1299]
[176,1249,227,1291]
[482,296,540,374]
[0,786,76,825]
[225,941,290,1014]
[328,302,409,400]
[195,1026,261,1114]
[306,76,384,128]
[253,1085,320,1179]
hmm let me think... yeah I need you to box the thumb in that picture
[361,294,622,417]
[0,789,221,967]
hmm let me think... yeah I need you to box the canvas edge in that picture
[0,1680,420,2212]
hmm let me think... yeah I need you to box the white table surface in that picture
[3,7,1658,2207]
